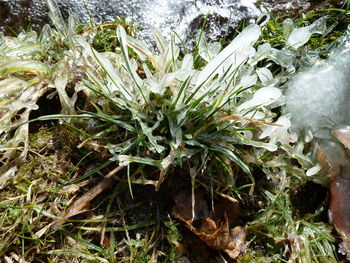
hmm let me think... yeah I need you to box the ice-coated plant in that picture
[0,30,51,176]
[0,0,347,261]
[70,23,297,192]
[67,15,331,190]
[1,1,331,190]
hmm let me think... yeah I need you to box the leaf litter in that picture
[172,189,245,259]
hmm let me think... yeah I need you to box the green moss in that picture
[29,126,54,148]
[81,17,137,53]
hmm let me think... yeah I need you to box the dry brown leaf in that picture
[62,178,98,194]
[102,235,111,248]
[172,189,245,259]
[64,177,115,218]
[64,165,125,219]
[317,138,350,259]
[329,169,350,260]
[333,126,350,150]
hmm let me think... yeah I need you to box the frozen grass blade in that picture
[0,60,50,77]
[117,26,146,103]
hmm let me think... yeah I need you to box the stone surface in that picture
[0,0,344,38]
[0,0,258,43]
[261,0,344,16]
[0,0,343,43]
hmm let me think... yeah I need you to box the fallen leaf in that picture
[314,139,350,185]
[64,177,115,218]
[333,126,350,149]
[172,189,210,221]
[213,193,240,225]
[317,138,350,258]
[102,235,110,248]
[172,189,245,259]
[64,165,125,219]
[329,167,350,260]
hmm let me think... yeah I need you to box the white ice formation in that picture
[285,35,350,138]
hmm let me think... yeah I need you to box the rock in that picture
[260,0,344,17]
[0,0,50,35]
[0,0,259,43]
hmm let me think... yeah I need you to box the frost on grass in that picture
[1,2,346,261]
[0,31,51,176]
[0,23,89,177]
[285,35,350,137]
